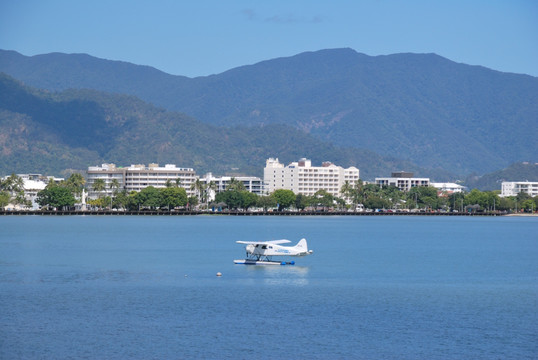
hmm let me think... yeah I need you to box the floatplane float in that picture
[234,238,313,265]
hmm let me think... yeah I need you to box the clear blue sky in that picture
[1,0,537,78]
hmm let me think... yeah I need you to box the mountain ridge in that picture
[1,73,444,180]
[1,48,536,176]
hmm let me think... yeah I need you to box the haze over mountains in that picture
[0,72,422,180]
[1,48,537,184]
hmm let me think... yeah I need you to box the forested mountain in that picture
[465,162,538,191]
[1,73,439,180]
[1,48,536,176]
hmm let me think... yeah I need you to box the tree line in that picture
[1,175,537,213]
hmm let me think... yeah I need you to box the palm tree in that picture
[1,174,25,209]
[109,179,120,208]
[190,179,207,205]
[2,173,24,193]
[206,180,217,208]
[64,173,86,200]
[227,177,246,192]
[92,179,106,205]
[352,179,365,208]
[340,180,354,209]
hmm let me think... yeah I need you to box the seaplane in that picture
[234,238,313,265]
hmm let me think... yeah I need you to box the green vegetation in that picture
[6,172,537,213]
[0,72,434,180]
[464,162,538,191]
[36,185,76,210]
[1,49,536,176]
[0,174,30,209]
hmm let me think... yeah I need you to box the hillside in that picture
[464,162,538,191]
[1,73,441,180]
[1,48,536,176]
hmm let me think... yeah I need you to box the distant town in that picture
[1,158,537,214]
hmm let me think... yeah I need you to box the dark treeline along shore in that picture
[0,209,504,216]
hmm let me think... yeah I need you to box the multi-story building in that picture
[200,173,264,201]
[263,158,360,197]
[1,174,63,210]
[375,171,430,191]
[86,163,196,199]
[500,181,538,197]
[431,182,466,194]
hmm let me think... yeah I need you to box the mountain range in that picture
[0,73,425,180]
[1,48,537,184]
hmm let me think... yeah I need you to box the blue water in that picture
[1,216,536,359]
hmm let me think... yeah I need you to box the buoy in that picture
[216,272,222,277]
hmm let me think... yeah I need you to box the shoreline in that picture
[0,210,517,216]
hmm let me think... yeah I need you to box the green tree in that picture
[215,190,243,209]
[92,178,106,199]
[272,189,296,211]
[113,190,131,210]
[0,191,10,209]
[465,189,489,210]
[520,198,534,211]
[240,190,258,210]
[257,195,277,211]
[447,192,466,212]
[190,179,207,204]
[363,194,391,210]
[187,195,199,209]
[132,186,161,210]
[407,186,439,210]
[314,189,334,210]
[227,178,246,192]
[109,178,120,194]
[36,185,76,210]
[1,173,24,193]
[159,187,188,209]
[1,174,32,209]
[340,180,354,207]
[294,194,311,211]
[497,196,514,211]
[64,173,86,198]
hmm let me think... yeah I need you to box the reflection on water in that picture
[242,265,310,286]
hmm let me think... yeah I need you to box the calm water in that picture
[1,215,536,359]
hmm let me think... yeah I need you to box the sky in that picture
[1,0,537,78]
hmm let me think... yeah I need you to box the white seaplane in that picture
[234,238,313,265]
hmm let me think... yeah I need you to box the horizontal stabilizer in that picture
[236,239,291,245]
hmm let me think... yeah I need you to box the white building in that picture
[375,172,430,191]
[263,158,360,197]
[431,182,466,194]
[1,174,63,210]
[86,163,197,199]
[500,181,538,197]
[200,173,264,201]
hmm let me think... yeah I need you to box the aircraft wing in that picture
[236,239,291,245]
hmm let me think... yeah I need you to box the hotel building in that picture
[375,171,430,192]
[263,158,360,197]
[500,181,538,197]
[86,163,196,199]
[200,173,264,201]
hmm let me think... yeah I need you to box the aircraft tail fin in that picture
[295,238,308,250]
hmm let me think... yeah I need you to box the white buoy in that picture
[216,272,222,277]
